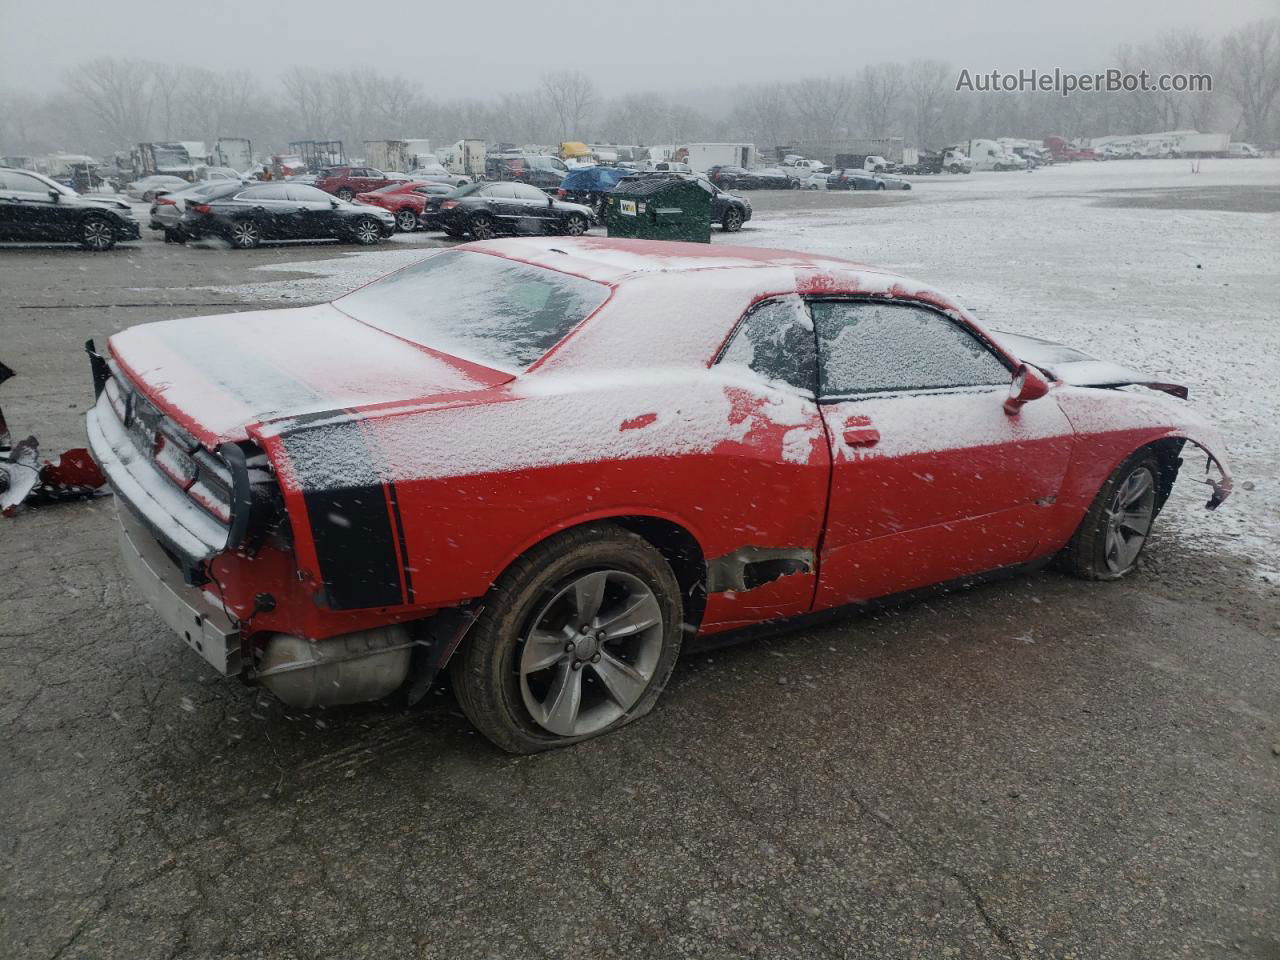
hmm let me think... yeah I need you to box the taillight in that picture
[191,203,212,214]
[441,200,458,209]
[156,196,176,206]
[556,188,566,198]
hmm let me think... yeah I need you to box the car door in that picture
[809,298,1076,608]
[511,182,555,231]
[0,171,60,239]
[286,184,340,238]
[481,182,522,227]
[237,184,300,238]
[708,295,831,626]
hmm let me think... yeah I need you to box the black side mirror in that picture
[48,189,61,202]
[330,199,340,208]
[548,196,554,207]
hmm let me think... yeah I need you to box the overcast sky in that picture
[2,0,1275,98]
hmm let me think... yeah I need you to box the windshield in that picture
[336,250,609,372]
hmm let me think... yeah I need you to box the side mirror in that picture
[49,189,61,202]
[330,199,340,208]
[1004,363,1051,415]
[547,196,554,207]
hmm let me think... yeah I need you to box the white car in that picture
[125,175,190,201]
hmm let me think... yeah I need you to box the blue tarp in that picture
[560,166,631,193]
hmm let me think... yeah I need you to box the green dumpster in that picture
[606,176,711,243]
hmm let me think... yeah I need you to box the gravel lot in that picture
[2,161,1277,960]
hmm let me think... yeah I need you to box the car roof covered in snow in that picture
[453,237,964,374]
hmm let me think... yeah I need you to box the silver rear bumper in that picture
[117,505,241,676]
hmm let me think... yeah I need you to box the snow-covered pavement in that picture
[208,159,1280,578]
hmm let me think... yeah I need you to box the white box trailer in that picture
[364,140,411,173]
[439,139,487,178]
[212,138,253,173]
[1176,133,1230,157]
[962,139,1024,170]
[680,143,756,172]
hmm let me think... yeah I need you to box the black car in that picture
[736,167,794,190]
[179,182,396,249]
[484,154,569,192]
[826,169,887,190]
[618,173,752,232]
[434,181,593,240]
[707,165,748,189]
[0,168,140,251]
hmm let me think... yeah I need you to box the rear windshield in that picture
[336,250,609,372]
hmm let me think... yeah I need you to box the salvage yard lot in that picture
[2,160,1278,959]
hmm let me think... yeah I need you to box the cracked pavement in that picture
[2,194,1278,959]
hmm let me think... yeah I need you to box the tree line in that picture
[2,18,1276,162]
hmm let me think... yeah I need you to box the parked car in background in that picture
[618,172,751,232]
[790,170,827,190]
[557,165,632,217]
[737,167,793,190]
[355,180,454,232]
[485,155,569,192]
[0,168,141,250]
[314,166,399,201]
[707,165,748,189]
[875,173,913,190]
[85,236,1232,752]
[149,180,244,241]
[826,169,886,190]
[410,160,470,187]
[180,182,394,248]
[125,175,190,202]
[434,181,592,239]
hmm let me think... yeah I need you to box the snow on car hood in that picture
[994,330,1189,399]
[107,303,510,446]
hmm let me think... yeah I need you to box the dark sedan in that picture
[435,181,593,240]
[180,182,395,248]
[0,168,140,251]
[826,169,887,190]
[707,164,747,189]
[737,167,794,190]
[149,181,244,242]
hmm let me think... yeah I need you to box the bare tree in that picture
[731,85,791,150]
[540,71,598,142]
[1221,18,1280,141]
[788,76,855,140]
[855,63,905,137]
[65,58,155,146]
[905,60,951,148]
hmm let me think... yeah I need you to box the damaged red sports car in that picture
[84,237,1232,753]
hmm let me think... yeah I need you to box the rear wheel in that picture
[721,208,744,232]
[452,524,683,754]
[394,209,418,232]
[351,216,382,245]
[469,213,495,240]
[79,216,115,251]
[335,187,355,201]
[228,220,261,249]
[1058,450,1161,580]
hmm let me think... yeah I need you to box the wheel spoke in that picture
[539,661,583,734]
[572,571,609,628]
[1123,470,1153,507]
[591,651,650,709]
[523,629,569,672]
[1118,510,1150,536]
[597,591,662,641]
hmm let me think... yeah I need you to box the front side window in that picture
[810,300,1010,398]
[287,185,333,202]
[239,184,290,201]
[337,250,610,372]
[513,183,548,201]
[718,296,817,395]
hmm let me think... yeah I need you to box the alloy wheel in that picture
[81,219,113,251]
[1103,466,1157,574]
[231,222,260,248]
[565,215,587,236]
[355,219,381,244]
[395,209,417,232]
[518,569,664,738]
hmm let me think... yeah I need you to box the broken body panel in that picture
[84,238,1233,707]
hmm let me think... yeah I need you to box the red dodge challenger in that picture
[85,238,1232,753]
[354,180,455,233]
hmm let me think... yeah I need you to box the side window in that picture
[514,184,548,201]
[809,300,1010,397]
[239,184,289,201]
[5,171,48,194]
[718,297,817,395]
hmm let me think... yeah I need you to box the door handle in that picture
[842,416,880,448]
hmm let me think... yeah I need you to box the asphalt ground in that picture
[1,178,1277,960]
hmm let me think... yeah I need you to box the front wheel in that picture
[79,216,116,251]
[721,208,744,232]
[351,217,382,245]
[563,213,588,236]
[452,524,683,753]
[394,209,418,232]
[1057,450,1162,580]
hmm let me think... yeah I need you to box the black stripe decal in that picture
[387,482,415,604]
[301,485,403,610]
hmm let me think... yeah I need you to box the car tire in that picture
[469,213,496,240]
[790,179,802,190]
[79,215,116,252]
[142,191,155,203]
[336,188,355,201]
[563,213,588,236]
[876,183,886,190]
[721,208,744,233]
[394,209,418,232]
[452,523,684,754]
[351,216,382,245]
[950,164,961,174]
[1057,449,1164,581]
[228,220,261,249]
